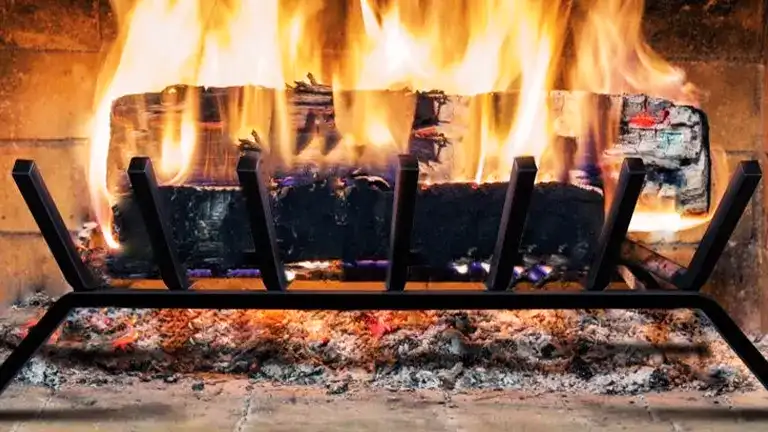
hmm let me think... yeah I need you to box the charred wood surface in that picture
[110,85,709,215]
[107,181,604,279]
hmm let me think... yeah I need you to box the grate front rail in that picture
[0,153,766,397]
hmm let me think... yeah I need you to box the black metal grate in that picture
[0,153,767,396]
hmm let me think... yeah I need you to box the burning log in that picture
[105,180,604,279]
[103,80,710,279]
[108,82,444,185]
[619,239,686,285]
[608,94,710,215]
[109,82,709,216]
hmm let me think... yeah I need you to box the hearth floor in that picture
[0,381,766,431]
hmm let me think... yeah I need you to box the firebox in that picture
[0,0,767,395]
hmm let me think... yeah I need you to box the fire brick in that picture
[0,139,89,233]
[0,49,100,140]
[0,0,101,51]
[681,61,764,153]
[0,232,68,307]
[644,4,764,62]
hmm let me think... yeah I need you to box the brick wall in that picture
[0,0,104,304]
[630,0,768,333]
[0,0,766,331]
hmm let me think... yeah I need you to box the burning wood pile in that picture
[80,0,713,281]
[7,0,757,397]
[100,87,709,280]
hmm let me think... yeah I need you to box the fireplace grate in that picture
[0,153,767,396]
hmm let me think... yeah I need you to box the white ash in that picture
[15,356,62,389]
[12,291,56,308]
[1,302,766,395]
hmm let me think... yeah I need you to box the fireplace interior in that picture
[0,0,767,397]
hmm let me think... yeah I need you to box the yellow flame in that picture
[89,0,709,248]
[90,0,286,247]
[159,97,198,184]
[569,0,698,105]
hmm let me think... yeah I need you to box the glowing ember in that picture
[7,306,753,393]
[89,0,711,248]
[18,317,40,338]
[18,317,61,344]
[111,320,139,350]
[363,312,394,339]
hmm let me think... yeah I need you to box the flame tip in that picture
[86,0,701,239]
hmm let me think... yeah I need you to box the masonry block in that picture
[0,139,89,233]
[98,0,118,43]
[0,232,68,307]
[678,61,763,153]
[0,0,101,51]
[645,0,764,61]
[0,49,101,139]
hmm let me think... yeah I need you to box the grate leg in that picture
[127,157,189,291]
[698,295,768,390]
[11,160,98,291]
[0,297,73,396]
[386,155,419,291]
[680,161,762,291]
[237,153,287,291]
[585,158,646,291]
[486,156,537,291]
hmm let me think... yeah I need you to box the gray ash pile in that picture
[1,296,764,395]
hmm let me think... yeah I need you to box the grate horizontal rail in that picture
[0,154,766,398]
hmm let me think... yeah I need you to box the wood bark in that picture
[106,181,604,279]
[104,82,711,280]
[109,84,710,215]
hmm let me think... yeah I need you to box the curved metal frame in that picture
[1,155,766,398]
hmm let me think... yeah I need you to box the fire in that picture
[89,0,709,247]
[19,316,62,344]
[158,92,198,184]
[111,319,139,350]
[569,0,698,105]
[89,0,288,248]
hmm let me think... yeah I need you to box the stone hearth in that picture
[1,380,768,430]
[0,2,766,326]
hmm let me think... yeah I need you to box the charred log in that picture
[106,181,604,279]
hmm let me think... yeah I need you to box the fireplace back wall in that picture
[0,0,766,331]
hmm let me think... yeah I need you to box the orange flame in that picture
[569,0,698,105]
[88,0,711,246]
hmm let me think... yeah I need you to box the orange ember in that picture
[19,317,62,344]
[111,324,139,350]
[89,0,715,248]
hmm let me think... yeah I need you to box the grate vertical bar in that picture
[679,160,762,291]
[585,158,646,291]
[237,153,287,292]
[127,157,189,291]
[12,160,99,292]
[386,155,420,291]
[486,156,538,291]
